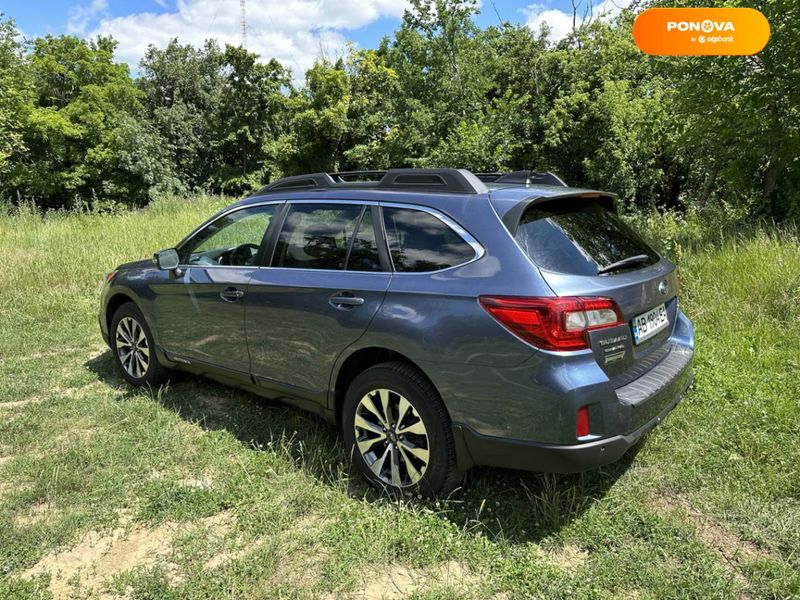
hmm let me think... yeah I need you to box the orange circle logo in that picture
[633,8,770,55]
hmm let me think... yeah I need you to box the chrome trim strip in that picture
[176,198,486,274]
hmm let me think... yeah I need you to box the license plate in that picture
[631,303,668,344]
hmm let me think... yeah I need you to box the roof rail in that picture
[476,171,568,187]
[258,168,488,195]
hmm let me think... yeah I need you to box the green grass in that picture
[1,196,798,599]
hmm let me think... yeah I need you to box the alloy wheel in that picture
[353,388,430,487]
[116,316,150,379]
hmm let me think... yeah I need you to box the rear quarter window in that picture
[383,207,476,273]
[514,199,659,276]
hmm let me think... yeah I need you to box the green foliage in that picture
[654,0,800,220]
[0,15,31,179]
[2,31,173,209]
[0,0,798,219]
[209,47,290,194]
[137,39,225,192]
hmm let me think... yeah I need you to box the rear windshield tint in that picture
[514,200,659,276]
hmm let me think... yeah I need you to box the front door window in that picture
[181,205,276,267]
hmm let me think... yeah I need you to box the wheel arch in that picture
[106,292,137,333]
[331,346,447,430]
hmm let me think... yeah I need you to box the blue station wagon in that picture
[100,169,694,497]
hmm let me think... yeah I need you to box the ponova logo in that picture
[666,20,735,33]
[633,8,770,56]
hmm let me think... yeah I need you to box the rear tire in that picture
[110,302,169,387]
[342,361,462,498]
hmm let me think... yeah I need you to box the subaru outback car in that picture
[99,168,694,497]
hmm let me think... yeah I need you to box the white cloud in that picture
[523,3,574,41]
[67,0,109,35]
[87,0,409,79]
[523,0,631,42]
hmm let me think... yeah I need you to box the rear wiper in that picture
[596,254,651,275]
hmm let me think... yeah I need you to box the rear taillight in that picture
[478,296,624,351]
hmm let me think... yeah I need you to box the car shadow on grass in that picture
[85,349,636,545]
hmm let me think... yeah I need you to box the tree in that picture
[342,49,399,170]
[137,39,225,191]
[209,45,291,194]
[279,49,399,174]
[279,58,351,174]
[659,0,800,219]
[6,34,175,208]
[383,0,492,165]
[0,16,31,183]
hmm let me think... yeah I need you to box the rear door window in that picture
[383,207,475,272]
[272,203,382,271]
[514,200,660,276]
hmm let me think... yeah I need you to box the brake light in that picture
[576,406,590,437]
[478,296,624,351]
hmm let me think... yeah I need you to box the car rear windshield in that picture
[514,199,660,276]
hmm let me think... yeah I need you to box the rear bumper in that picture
[452,360,693,473]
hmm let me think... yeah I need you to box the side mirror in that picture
[153,248,180,271]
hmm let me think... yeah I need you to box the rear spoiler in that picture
[500,191,618,235]
[477,171,568,187]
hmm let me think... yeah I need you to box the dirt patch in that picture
[41,381,123,403]
[648,492,766,563]
[199,511,333,594]
[22,522,174,598]
[14,500,63,527]
[546,543,589,572]
[356,560,478,599]
[0,398,40,410]
[177,476,214,490]
[21,510,235,599]
[204,538,266,570]
[52,427,98,447]
[197,393,248,416]
[648,491,770,598]
[173,420,206,439]
[2,381,116,410]
[360,564,418,599]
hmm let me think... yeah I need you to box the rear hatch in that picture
[510,196,679,384]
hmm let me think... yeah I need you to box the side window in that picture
[181,205,275,267]
[273,204,369,271]
[346,207,382,272]
[383,207,476,272]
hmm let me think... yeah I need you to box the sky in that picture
[1,0,629,78]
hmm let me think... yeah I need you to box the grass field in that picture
[1,196,798,599]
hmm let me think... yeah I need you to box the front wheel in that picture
[342,361,462,498]
[110,302,168,387]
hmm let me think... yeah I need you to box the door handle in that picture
[220,286,245,302]
[329,293,365,309]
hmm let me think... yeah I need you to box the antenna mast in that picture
[239,0,247,48]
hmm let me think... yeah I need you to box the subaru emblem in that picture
[658,280,669,295]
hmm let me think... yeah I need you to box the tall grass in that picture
[0,194,229,354]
